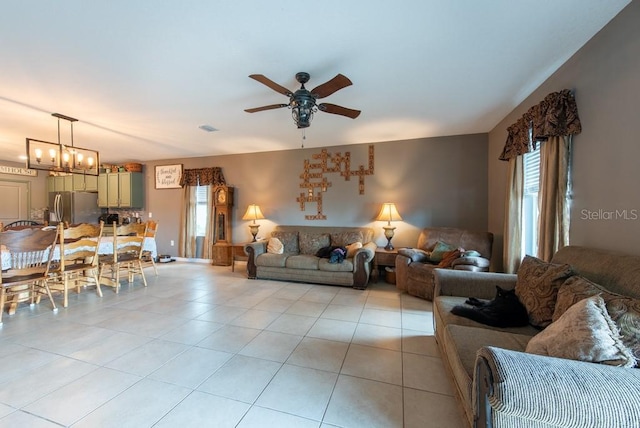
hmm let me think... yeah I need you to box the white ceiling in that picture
[0,0,630,165]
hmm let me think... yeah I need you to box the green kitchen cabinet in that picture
[98,172,144,208]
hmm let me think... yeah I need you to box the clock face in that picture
[217,188,226,204]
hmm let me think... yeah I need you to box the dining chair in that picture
[141,220,159,275]
[98,222,148,293]
[0,226,59,324]
[48,222,104,307]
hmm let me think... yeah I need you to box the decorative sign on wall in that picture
[155,164,183,189]
[297,145,374,220]
[0,165,37,177]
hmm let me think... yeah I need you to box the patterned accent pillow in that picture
[331,231,363,247]
[515,255,574,328]
[526,295,636,367]
[554,275,640,365]
[271,231,299,254]
[299,232,330,255]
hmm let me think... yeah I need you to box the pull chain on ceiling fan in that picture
[245,72,361,129]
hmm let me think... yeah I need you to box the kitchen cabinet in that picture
[98,172,144,208]
[47,175,73,192]
[72,174,98,192]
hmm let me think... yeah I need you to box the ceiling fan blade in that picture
[248,74,293,97]
[244,104,289,113]
[311,74,353,98]
[318,103,361,119]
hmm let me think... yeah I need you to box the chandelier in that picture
[26,113,100,176]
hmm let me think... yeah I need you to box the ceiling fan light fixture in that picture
[291,97,316,129]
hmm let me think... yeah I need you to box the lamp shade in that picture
[375,203,403,224]
[242,204,265,223]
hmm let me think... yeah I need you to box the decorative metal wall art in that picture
[297,145,374,220]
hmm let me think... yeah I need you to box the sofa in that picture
[244,225,377,289]
[395,227,493,301]
[433,245,640,428]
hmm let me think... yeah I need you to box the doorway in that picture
[0,179,30,225]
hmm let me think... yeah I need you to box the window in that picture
[195,185,209,236]
[522,145,540,257]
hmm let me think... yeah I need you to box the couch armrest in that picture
[475,346,640,428]
[397,248,430,263]
[244,241,267,279]
[434,269,517,300]
[352,241,377,289]
[356,241,377,264]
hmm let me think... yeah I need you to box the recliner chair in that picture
[395,227,493,300]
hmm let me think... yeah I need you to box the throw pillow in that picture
[515,255,574,328]
[554,275,640,364]
[299,232,330,255]
[525,295,636,368]
[345,241,363,258]
[267,237,284,254]
[271,231,299,254]
[330,231,363,247]
[429,241,456,263]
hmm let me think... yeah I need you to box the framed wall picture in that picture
[155,164,183,189]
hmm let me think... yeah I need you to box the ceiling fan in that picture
[244,72,361,129]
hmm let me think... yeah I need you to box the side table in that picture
[373,247,399,283]
[231,243,249,272]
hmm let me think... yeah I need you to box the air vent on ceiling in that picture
[198,124,218,132]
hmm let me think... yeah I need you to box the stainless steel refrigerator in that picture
[49,191,102,225]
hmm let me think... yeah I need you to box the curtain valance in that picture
[499,89,581,161]
[180,167,226,187]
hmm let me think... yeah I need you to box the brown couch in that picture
[395,227,493,300]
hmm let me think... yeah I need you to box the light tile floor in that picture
[0,262,467,428]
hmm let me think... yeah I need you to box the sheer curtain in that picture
[202,185,215,259]
[503,156,524,273]
[179,186,197,258]
[537,135,572,261]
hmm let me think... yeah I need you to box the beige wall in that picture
[488,2,640,270]
[145,134,488,256]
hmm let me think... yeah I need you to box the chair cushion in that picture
[299,233,330,255]
[285,255,319,270]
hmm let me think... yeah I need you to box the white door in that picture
[0,180,29,226]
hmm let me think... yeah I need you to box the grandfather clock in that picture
[211,186,234,266]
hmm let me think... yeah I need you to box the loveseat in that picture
[395,227,493,301]
[244,225,377,289]
[433,245,640,428]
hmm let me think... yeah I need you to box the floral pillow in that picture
[554,275,640,365]
[515,255,574,328]
[299,233,330,255]
[526,295,636,368]
[270,231,299,254]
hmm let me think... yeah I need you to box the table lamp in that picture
[242,204,265,242]
[375,202,402,250]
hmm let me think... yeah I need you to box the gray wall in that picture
[488,2,640,270]
[145,134,488,256]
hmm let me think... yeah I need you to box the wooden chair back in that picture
[112,222,148,263]
[59,222,104,270]
[1,227,59,279]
